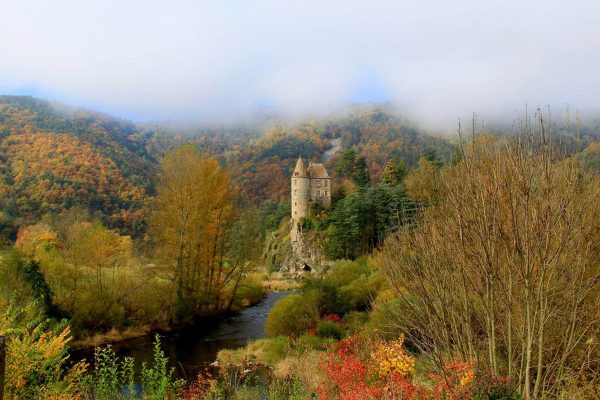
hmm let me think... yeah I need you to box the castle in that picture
[291,156,331,221]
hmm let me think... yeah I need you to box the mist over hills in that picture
[0,95,598,240]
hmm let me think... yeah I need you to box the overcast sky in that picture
[1,0,599,128]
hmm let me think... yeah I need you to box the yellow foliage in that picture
[1,303,87,399]
[460,368,475,387]
[371,335,416,379]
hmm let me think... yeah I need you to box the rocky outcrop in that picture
[263,220,327,278]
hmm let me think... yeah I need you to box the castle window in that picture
[325,180,328,187]
[317,189,320,197]
[325,190,328,196]
[316,180,321,186]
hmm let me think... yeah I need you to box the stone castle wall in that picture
[291,175,310,221]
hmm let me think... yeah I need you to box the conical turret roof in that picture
[293,156,307,177]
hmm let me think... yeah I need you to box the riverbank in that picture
[70,291,294,378]
[73,326,152,349]
[71,280,298,350]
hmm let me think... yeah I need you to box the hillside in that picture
[0,96,156,238]
[0,97,456,239]
[3,97,599,243]
[160,106,456,204]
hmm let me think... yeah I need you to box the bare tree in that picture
[377,111,600,398]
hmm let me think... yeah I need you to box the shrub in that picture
[371,335,415,379]
[338,275,371,310]
[91,334,183,399]
[261,336,291,364]
[324,260,370,288]
[265,292,320,337]
[342,311,369,335]
[294,334,335,353]
[317,335,519,400]
[268,378,304,400]
[302,280,350,316]
[366,291,406,339]
[71,292,126,331]
[316,320,345,340]
[1,302,87,400]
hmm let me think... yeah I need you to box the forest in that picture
[0,96,599,399]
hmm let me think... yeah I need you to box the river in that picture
[72,291,292,380]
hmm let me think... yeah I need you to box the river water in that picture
[72,291,292,380]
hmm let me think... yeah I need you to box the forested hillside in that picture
[0,96,156,238]
[0,97,455,239]
[145,106,455,204]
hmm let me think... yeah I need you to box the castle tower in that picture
[291,156,310,221]
[291,156,332,222]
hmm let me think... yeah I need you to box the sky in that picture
[1,0,599,128]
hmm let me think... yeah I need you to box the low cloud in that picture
[1,0,599,129]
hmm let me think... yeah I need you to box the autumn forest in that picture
[0,94,599,400]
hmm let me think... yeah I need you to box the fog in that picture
[1,0,599,129]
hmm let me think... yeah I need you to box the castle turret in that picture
[291,156,310,221]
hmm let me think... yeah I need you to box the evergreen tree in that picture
[334,149,356,178]
[352,157,371,186]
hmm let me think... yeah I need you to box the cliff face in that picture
[263,220,327,277]
[290,222,324,272]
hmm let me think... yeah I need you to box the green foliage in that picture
[316,320,345,340]
[94,346,130,400]
[268,378,304,400]
[352,157,371,186]
[309,259,383,315]
[342,311,369,335]
[338,276,372,310]
[334,150,370,186]
[261,336,291,364]
[257,199,290,238]
[140,335,182,399]
[577,141,600,175]
[325,183,414,259]
[294,334,335,353]
[324,259,370,287]
[334,149,357,178]
[72,292,126,332]
[366,293,407,339]
[300,201,329,231]
[265,293,320,337]
[0,251,62,317]
[423,148,443,167]
[0,251,36,310]
[92,334,183,399]
[262,259,385,336]
[302,278,350,315]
